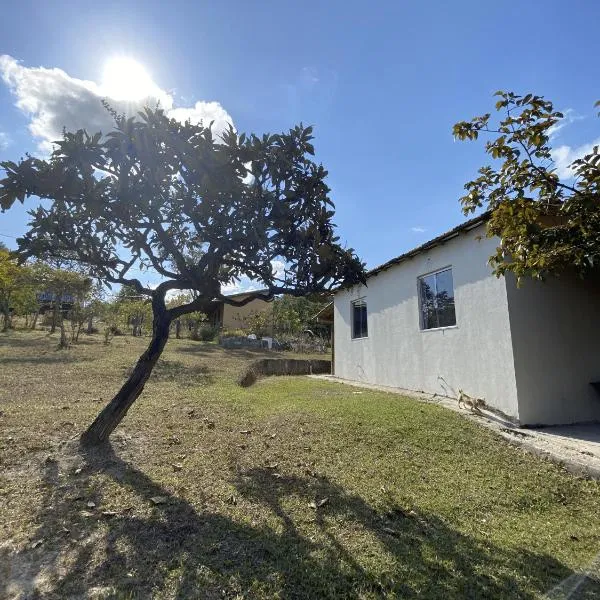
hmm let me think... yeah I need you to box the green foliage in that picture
[198,325,219,342]
[246,294,329,337]
[0,249,36,330]
[454,92,600,280]
[0,107,365,318]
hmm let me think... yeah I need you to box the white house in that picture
[333,215,600,426]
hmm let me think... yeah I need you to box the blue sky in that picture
[0,0,598,287]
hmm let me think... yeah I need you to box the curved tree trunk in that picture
[81,297,171,446]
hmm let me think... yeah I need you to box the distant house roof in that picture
[365,213,489,281]
[221,288,272,301]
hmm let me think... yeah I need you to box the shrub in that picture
[237,367,258,388]
[191,325,219,342]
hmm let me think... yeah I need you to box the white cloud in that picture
[0,55,233,153]
[0,131,10,150]
[551,137,600,180]
[271,259,286,280]
[547,108,585,140]
[411,226,426,233]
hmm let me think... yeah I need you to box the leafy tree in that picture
[0,248,34,331]
[167,292,207,339]
[0,108,365,445]
[115,285,152,336]
[453,92,600,281]
[37,265,92,347]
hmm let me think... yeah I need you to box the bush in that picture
[237,367,258,387]
[192,325,219,342]
[274,332,328,354]
[221,328,247,338]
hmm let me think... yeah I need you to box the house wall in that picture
[222,296,273,330]
[506,273,600,425]
[333,226,521,420]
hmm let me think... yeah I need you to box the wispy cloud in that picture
[547,108,585,140]
[411,226,426,233]
[0,55,233,153]
[0,131,10,150]
[551,137,600,180]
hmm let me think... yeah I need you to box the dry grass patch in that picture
[1,330,599,599]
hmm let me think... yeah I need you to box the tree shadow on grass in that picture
[175,343,275,360]
[122,359,215,386]
[0,353,96,366]
[1,443,597,599]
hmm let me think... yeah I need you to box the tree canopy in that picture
[453,92,600,281]
[0,107,365,444]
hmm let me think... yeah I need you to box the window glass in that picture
[351,299,368,338]
[418,268,456,330]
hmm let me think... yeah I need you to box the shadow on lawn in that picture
[0,353,95,366]
[122,358,215,386]
[1,444,597,599]
[175,342,276,360]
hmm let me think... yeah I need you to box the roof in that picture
[222,288,271,300]
[365,213,489,281]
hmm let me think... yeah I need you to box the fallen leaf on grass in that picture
[102,510,118,518]
[150,496,168,505]
[309,497,329,509]
[86,501,96,509]
[239,430,252,435]
[172,463,184,472]
[30,539,44,549]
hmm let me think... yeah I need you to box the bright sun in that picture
[101,57,157,101]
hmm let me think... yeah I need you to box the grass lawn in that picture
[1,330,599,599]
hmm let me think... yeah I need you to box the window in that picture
[418,267,456,330]
[351,299,368,339]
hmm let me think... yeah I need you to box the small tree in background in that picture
[0,107,365,445]
[453,92,600,281]
[0,245,35,331]
[115,285,152,337]
[37,265,92,348]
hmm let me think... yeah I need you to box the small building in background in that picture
[36,291,75,314]
[206,290,273,331]
[333,215,600,427]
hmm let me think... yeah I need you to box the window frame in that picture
[417,266,457,331]
[351,298,368,340]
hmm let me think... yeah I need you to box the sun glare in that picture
[101,57,157,101]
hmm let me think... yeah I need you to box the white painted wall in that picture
[506,273,600,425]
[334,226,521,420]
